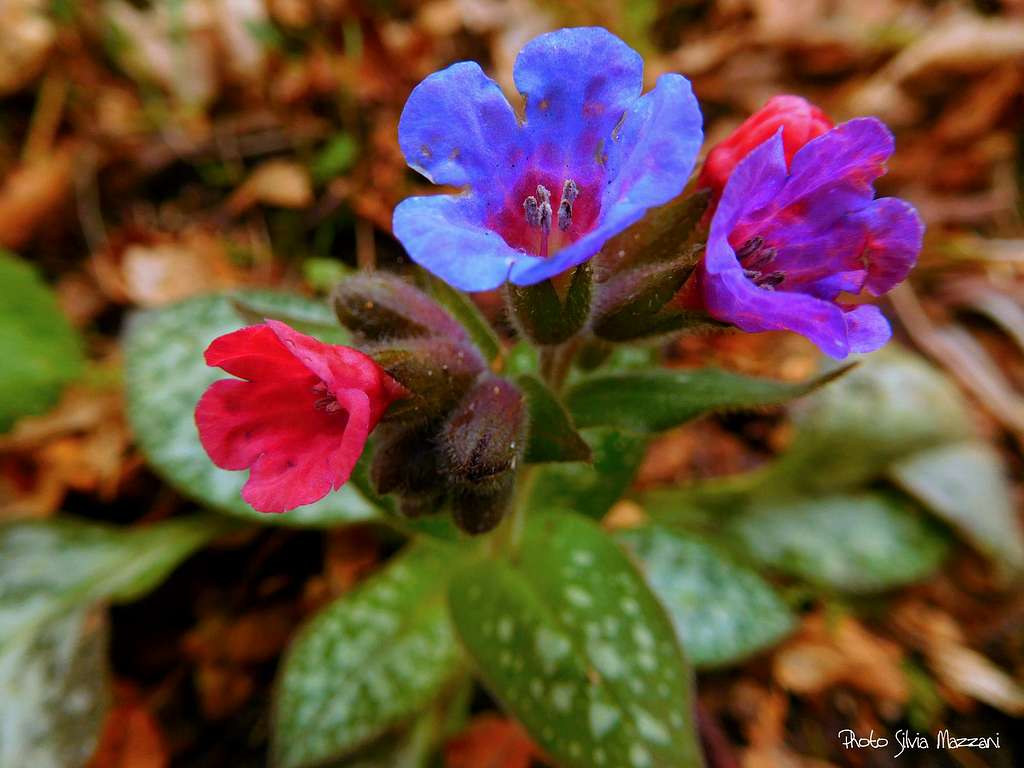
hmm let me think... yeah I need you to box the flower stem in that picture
[491,465,536,557]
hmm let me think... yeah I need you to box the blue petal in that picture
[398,61,523,191]
[510,73,702,285]
[513,27,643,179]
[393,194,543,292]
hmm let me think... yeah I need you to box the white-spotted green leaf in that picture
[0,608,109,768]
[728,494,950,593]
[617,526,795,668]
[890,442,1024,578]
[0,252,84,433]
[766,348,973,493]
[273,544,465,768]
[123,291,379,526]
[448,513,702,768]
[528,428,648,520]
[565,365,851,433]
[0,515,225,768]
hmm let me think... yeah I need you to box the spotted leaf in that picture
[618,526,795,669]
[727,493,950,593]
[273,544,465,768]
[449,513,702,768]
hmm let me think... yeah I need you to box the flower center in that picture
[737,236,785,290]
[312,382,341,413]
[488,172,600,258]
[522,179,579,258]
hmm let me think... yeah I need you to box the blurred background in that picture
[0,1,1022,766]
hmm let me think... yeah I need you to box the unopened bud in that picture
[594,189,711,278]
[439,376,526,489]
[507,262,592,346]
[451,474,514,535]
[592,248,706,341]
[333,272,467,342]
[370,424,443,497]
[399,491,447,520]
[370,338,484,423]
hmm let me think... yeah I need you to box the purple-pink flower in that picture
[687,118,923,359]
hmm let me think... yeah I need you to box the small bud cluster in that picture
[333,273,527,533]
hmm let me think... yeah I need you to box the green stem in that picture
[491,465,536,557]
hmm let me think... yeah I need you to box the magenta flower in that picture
[393,27,702,291]
[195,321,406,513]
[694,118,923,359]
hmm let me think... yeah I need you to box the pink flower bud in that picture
[697,96,833,202]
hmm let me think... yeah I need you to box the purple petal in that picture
[513,27,642,180]
[393,194,543,292]
[843,303,892,353]
[705,132,788,278]
[398,61,522,191]
[741,118,893,240]
[848,197,923,295]
[511,73,702,285]
[703,265,853,358]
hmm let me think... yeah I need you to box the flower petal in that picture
[848,197,923,296]
[393,193,544,291]
[510,73,702,285]
[746,118,893,237]
[203,324,306,381]
[843,303,892,354]
[514,27,643,178]
[398,61,522,190]
[706,132,788,276]
[195,375,371,513]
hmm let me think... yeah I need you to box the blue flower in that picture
[393,27,703,292]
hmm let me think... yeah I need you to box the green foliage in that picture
[767,348,973,492]
[728,494,951,593]
[890,442,1024,578]
[618,526,795,668]
[0,515,226,768]
[566,364,852,433]
[123,291,380,526]
[449,513,702,768]
[273,544,465,768]
[0,252,84,433]
[528,427,648,519]
[518,374,591,463]
[313,133,359,184]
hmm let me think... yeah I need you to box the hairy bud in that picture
[370,338,484,423]
[333,272,466,342]
[370,424,443,497]
[507,262,592,346]
[439,376,527,490]
[592,248,710,341]
[451,474,514,535]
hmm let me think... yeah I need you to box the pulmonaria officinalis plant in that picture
[174,25,929,768]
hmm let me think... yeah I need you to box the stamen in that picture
[735,236,764,260]
[736,236,785,290]
[536,184,552,233]
[312,382,341,413]
[558,199,572,231]
[758,271,785,289]
[562,178,579,204]
[523,196,541,228]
